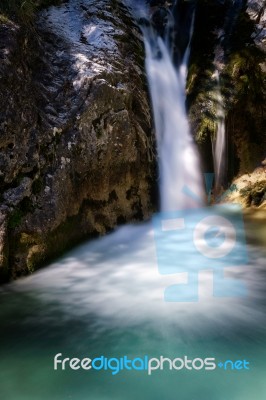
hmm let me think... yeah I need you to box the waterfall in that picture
[213,71,226,194]
[1,5,266,398]
[212,0,244,195]
[126,1,204,211]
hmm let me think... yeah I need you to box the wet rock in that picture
[187,0,265,184]
[247,0,266,51]
[0,207,9,281]
[151,6,169,37]
[0,0,156,281]
[3,178,32,206]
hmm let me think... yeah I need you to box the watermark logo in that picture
[53,354,250,375]
[152,174,248,302]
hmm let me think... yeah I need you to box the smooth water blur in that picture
[0,208,266,399]
[213,70,226,193]
[126,0,204,211]
[144,35,204,211]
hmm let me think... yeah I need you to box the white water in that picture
[145,38,204,210]
[127,1,204,211]
[2,214,265,334]
[213,70,226,193]
[212,0,245,194]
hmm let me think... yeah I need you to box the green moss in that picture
[187,1,265,180]
[196,115,216,143]
[0,14,10,23]
[240,180,266,207]
[223,12,265,174]
[27,247,45,273]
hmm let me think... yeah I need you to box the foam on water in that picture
[2,212,265,340]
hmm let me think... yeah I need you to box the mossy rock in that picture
[240,180,266,207]
[187,2,265,179]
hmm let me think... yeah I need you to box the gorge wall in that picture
[187,0,265,205]
[0,0,156,282]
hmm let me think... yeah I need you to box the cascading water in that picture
[144,37,204,210]
[128,0,204,211]
[213,70,226,194]
[212,0,244,195]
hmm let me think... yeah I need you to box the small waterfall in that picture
[212,0,244,196]
[213,71,226,194]
[127,1,204,211]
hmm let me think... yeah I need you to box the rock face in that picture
[187,0,265,184]
[0,0,156,282]
[247,0,266,51]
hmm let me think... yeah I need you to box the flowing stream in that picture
[0,1,265,399]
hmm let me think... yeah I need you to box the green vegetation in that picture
[222,10,265,174]
[187,1,265,175]
[0,13,9,23]
[187,0,228,143]
[240,181,266,207]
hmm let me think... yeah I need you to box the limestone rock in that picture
[0,0,156,281]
